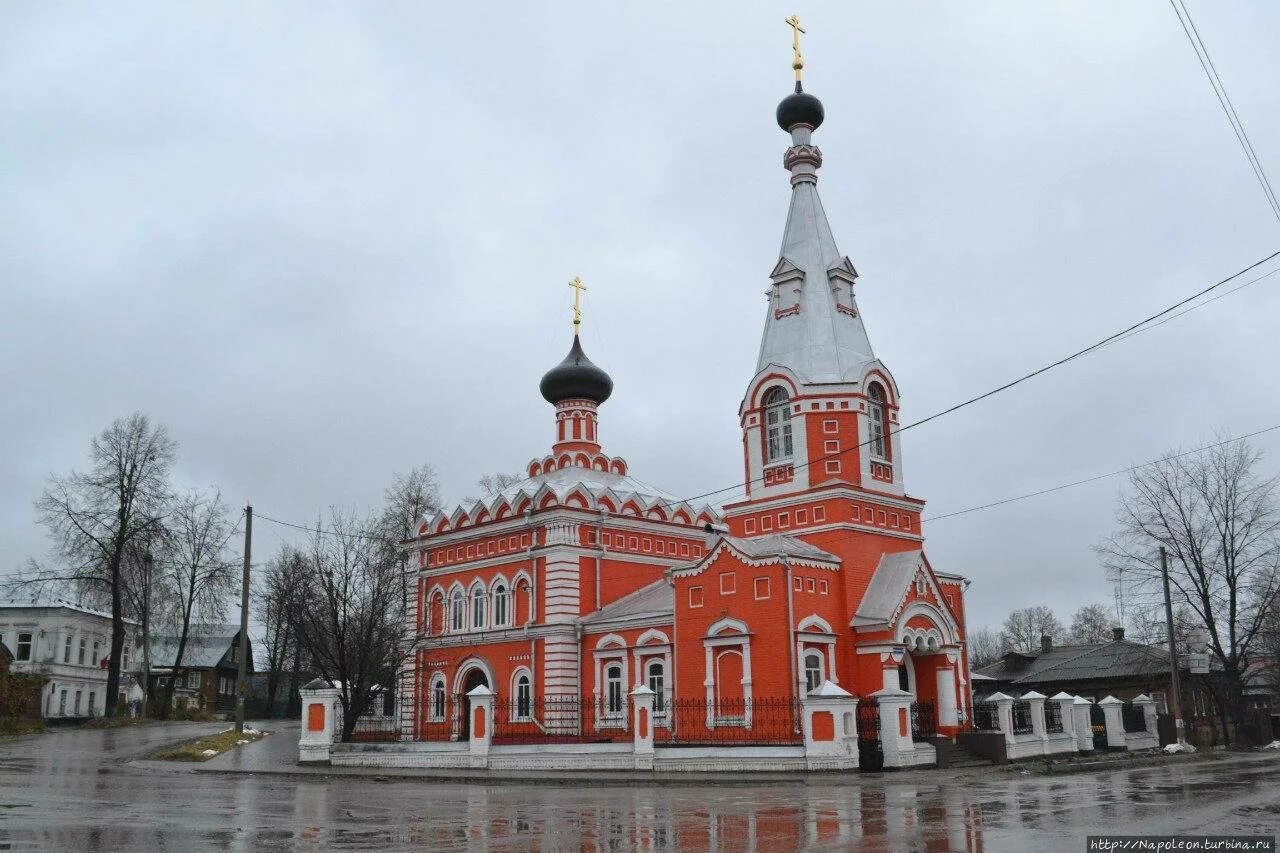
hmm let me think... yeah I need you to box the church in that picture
[398,37,973,755]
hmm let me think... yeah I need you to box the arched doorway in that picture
[459,668,489,740]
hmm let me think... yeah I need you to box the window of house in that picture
[45,687,53,717]
[516,673,532,720]
[823,440,839,454]
[74,690,82,715]
[891,513,899,528]
[15,632,32,662]
[450,590,466,632]
[720,572,736,595]
[88,692,96,716]
[63,634,73,664]
[431,678,446,721]
[471,586,487,629]
[778,511,790,528]
[825,460,841,474]
[793,577,803,591]
[796,509,808,524]
[806,578,816,592]
[189,672,200,689]
[744,518,756,534]
[680,543,689,556]
[754,577,770,600]
[823,419,838,434]
[78,638,86,665]
[656,541,665,555]
[878,510,887,525]
[688,586,704,608]
[761,516,773,531]
[122,645,130,671]
[868,383,888,459]
[819,580,829,595]
[629,536,638,550]
[601,532,611,547]
[852,505,861,521]
[59,689,67,715]
[647,660,665,714]
[804,651,824,693]
[903,515,912,531]
[605,664,624,716]
[92,640,100,666]
[492,582,509,627]
[763,386,794,462]
[642,538,651,552]
[692,545,701,557]
[813,507,826,523]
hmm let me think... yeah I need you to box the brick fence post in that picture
[298,679,340,764]
[467,685,493,768]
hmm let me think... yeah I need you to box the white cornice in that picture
[724,485,926,515]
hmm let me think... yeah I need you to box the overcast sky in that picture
[3,3,1278,636]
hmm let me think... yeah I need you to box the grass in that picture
[0,721,46,739]
[153,727,267,761]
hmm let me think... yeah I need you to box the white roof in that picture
[851,550,923,627]
[0,598,139,626]
[756,174,877,383]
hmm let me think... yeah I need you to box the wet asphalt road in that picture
[0,722,1277,851]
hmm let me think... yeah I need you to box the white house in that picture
[0,599,141,719]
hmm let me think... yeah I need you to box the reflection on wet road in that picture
[0,722,1276,850]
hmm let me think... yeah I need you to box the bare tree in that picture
[1000,606,1065,653]
[254,543,309,717]
[476,472,521,498]
[966,626,1003,668]
[22,413,175,715]
[378,464,442,544]
[293,509,404,740]
[1068,603,1114,645]
[154,490,239,715]
[1098,437,1280,742]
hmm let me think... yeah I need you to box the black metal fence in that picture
[1122,702,1147,734]
[492,696,631,745]
[1011,700,1033,735]
[657,697,802,746]
[1045,700,1064,734]
[856,702,883,771]
[349,715,399,742]
[972,702,1001,732]
[910,701,936,740]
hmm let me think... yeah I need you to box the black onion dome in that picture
[539,335,614,405]
[776,81,824,131]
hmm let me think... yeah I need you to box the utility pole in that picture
[235,504,253,734]
[1159,545,1186,746]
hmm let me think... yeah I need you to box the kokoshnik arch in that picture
[398,36,973,748]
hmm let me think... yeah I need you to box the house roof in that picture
[721,534,839,564]
[852,550,922,627]
[975,640,1173,686]
[148,625,244,669]
[0,598,139,626]
[580,579,674,627]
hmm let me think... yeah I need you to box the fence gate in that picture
[857,703,883,772]
[1089,703,1108,750]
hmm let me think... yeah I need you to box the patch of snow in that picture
[1163,742,1197,754]
[242,727,261,735]
[1263,740,1280,751]
[236,739,249,745]
[201,749,218,757]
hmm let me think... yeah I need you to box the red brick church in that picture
[400,63,973,748]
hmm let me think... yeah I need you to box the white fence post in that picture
[870,687,915,768]
[1022,691,1048,753]
[802,681,858,771]
[298,679,341,764]
[1073,696,1095,752]
[1099,696,1125,749]
[467,685,493,768]
[631,685,655,770]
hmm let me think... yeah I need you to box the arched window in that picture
[647,660,666,714]
[763,386,793,462]
[804,651,825,693]
[450,590,465,632]
[492,582,509,627]
[514,672,532,720]
[605,664,624,716]
[868,383,889,460]
[471,585,486,630]
[430,676,446,721]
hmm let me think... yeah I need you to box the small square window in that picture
[890,513,899,528]
[825,460,841,474]
[761,516,773,531]
[823,419,838,434]
[498,539,506,553]
[656,541,665,555]
[793,577,803,591]
[878,511,887,525]
[778,512,790,528]
[824,440,839,454]
[851,505,861,521]
[509,536,517,548]
[466,545,474,558]
[810,402,819,410]
[643,539,652,552]
[629,536,639,549]
[839,401,849,409]
[720,573,736,595]
[819,580,829,594]
[693,545,702,557]
[813,507,826,523]
[488,542,495,555]
[796,509,808,524]
[689,586,704,608]
[521,534,530,547]
[680,543,690,556]
[904,516,912,531]
[744,518,756,534]
[806,578,816,592]
[602,533,611,546]
[754,577,770,600]
[825,401,834,410]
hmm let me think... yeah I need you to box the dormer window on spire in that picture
[763,387,794,462]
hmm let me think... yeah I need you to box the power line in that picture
[255,511,388,543]
[922,423,1280,523]
[1168,0,1280,225]
[677,249,1280,505]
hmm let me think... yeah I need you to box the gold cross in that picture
[569,276,587,332]
[785,15,805,81]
